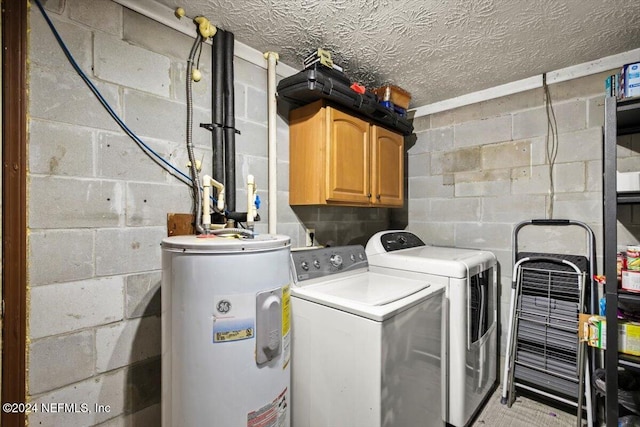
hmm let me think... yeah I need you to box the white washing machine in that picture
[290,245,445,427]
[366,231,497,427]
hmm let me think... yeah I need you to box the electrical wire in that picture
[34,0,193,186]
[543,73,559,219]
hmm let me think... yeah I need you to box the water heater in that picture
[161,234,291,426]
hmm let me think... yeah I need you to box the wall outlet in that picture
[305,228,315,247]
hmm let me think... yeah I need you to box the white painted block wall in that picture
[26,2,389,425]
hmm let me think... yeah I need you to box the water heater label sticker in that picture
[213,293,255,343]
[281,285,291,370]
[247,387,288,427]
[282,285,291,336]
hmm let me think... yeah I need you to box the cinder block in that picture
[235,56,267,89]
[30,65,121,132]
[29,330,95,395]
[96,316,161,373]
[510,165,551,195]
[409,127,453,155]
[428,198,481,222]
[405,222,455,246]
[236,118,268,157]
[277,160,289,192]
[29,120,94,177]
[454,222,512,250]
[277,115,290,161]
[455,169,511,184]
[409,176,454,199]
[453,115,511,148]
[68,0,122,36]
[513,100,587,140]
[516,224,591,255]
[125,182,191,227]
[122,89,205,148]
[441,147,481,174]
[123,8,207,62]
[94,33,170,98]
[481,194,547,222]
[407,199,428,222]
[40,0,64,13]
[237,154,268,193]
[95,227,164,276]
[554,128,602,163]
[29,177,124,229]
[30,11,92,73]
[29,230,94,286]
[481,140,531,170]
[408,153,430,177]
[552,192,602,224]
[96,132,171,183]
[618,155,640,173]
[235,82,247,119]
[587,96,605,129]
[30,277,124,339]
[247,87,268,124]
[126,272,161,319]
[277,223,305,248]
[553,162,586,193]
[430,151,445,175]
[171,61,212,109]
[431,88,543,129]
[96,403,160,427]
[455,179,510,197]
[29,369,126,426]
[411,115,431,133]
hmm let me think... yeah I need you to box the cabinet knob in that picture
[367,193,372,198]
[376,194,381,200]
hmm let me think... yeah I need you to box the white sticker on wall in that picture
[213,293,255,343]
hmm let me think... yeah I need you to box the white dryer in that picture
[290,245,445,427]
[366,231,497,427]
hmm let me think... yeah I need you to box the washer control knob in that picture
[301,261,309,271]
[350,253,356,262]
[329,254,343,268]
[313,259,321,269]
[359,253,365,260]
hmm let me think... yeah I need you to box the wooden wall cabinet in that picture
[289,100,404,208]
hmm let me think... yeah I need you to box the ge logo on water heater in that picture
[216,300,231,314]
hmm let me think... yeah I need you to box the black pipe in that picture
[223,31,236,213]
[212,30,225,198]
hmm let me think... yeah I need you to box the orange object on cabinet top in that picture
[373,85,411,109]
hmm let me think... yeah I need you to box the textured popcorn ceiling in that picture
[153,0,640,107]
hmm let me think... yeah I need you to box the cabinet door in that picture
[326,107,371,204]
[371,125,404,207]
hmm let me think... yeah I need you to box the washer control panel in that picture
[291,245,368,282]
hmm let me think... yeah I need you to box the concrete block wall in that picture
[27,2,390,425]
[407,71,640,365]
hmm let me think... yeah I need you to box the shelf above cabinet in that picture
[617,98,640,136]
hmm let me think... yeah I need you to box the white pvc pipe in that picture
[264,52,279,235]
[247,174,256,231]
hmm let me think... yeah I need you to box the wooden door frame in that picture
[2,1,28,426]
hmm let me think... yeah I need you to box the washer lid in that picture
[366,246,496,278]
[291,271,444,321]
